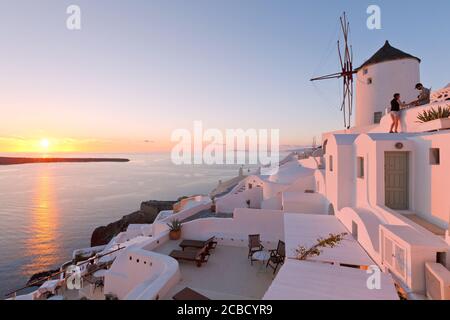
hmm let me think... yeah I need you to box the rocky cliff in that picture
[90,200,176,247]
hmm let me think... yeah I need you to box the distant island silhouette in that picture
[0,157,130,165]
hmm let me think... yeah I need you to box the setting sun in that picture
[40,139,50,149]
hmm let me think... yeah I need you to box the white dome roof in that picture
[268,161,314,184]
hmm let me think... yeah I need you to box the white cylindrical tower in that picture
[355,41,421,128]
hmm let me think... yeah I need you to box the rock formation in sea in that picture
[26,268,61,286]
[26,200,176,287]
[90,200,176,247]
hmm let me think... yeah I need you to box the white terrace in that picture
[84,208,399,300]
[154,240,274,300]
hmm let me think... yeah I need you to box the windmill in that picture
[310,12,356,129]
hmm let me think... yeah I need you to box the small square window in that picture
[437,252,446,266]
[374,112,382,124]
[329,155,333,172]
[367,78,373,85]
[430,148,440,165]
[357,157,364,178]
[363,68,368,75]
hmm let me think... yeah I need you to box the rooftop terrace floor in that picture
[154,240,274,300]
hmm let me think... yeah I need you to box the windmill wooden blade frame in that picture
[310,12,356,129]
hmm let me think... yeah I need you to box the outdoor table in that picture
[252,250,271,272]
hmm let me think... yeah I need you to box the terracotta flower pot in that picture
[169,230,181,240]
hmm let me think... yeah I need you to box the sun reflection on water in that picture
[22,168,60,277]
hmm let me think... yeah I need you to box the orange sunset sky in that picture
[2,2,449,154]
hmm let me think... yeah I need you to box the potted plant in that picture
[167,219,182,240]
[416,105,450,123]
[416,105,450,131]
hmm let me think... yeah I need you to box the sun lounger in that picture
[172,287,210,300]
[179,236,217,251]
[170,246,210,267]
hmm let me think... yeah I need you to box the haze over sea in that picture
[0,152,273,297]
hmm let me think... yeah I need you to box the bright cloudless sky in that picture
[1,0,449,153]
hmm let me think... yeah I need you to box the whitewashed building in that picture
[11,41,449,301]
[320,42,450,298]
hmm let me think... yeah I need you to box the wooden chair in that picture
[179,236,217,252]
[169,245,210,267]
[266,240,285,274]
[248,234,264,265]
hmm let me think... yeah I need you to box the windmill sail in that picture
[311,12,356,129]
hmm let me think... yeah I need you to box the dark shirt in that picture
[391,99,400,112]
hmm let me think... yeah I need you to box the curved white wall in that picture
[356,59,420,127]
[104,248,180,300]
[337,207,383,265]
[314,169,326,195]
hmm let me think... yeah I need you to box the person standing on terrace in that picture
[389,93,406,133]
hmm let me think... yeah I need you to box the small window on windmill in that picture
[374,112,383,124]
[363,68,368,75]
[367,77,373,85]
[429,148,440,165]
[329,155,333,172]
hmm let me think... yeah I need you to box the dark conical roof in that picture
[357,41,421,70]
